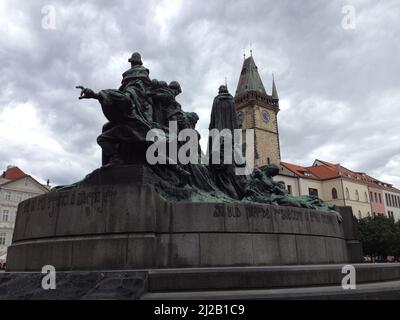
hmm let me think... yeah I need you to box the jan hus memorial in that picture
[5,52,399,300]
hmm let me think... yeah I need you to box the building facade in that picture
[280,160,373,219]
[363,175,386,217]
[383,187,400,221]
[0,166,49,256]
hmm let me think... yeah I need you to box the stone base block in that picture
[7,165,359,271]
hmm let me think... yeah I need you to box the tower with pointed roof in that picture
[235,54,281,167]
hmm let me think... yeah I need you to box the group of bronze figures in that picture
[75,52,341,219]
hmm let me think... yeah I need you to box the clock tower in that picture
[234,54,281,167]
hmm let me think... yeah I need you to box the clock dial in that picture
[261,110,270,123]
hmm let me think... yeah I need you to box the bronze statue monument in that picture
[6,51,362,277]
[74,52,342,218]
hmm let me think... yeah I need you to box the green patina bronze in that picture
[71,52,342,222]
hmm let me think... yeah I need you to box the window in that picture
[374,192,378,203]
[309,188,319,197]
[370,192,373,202]
[0,232,6,245]
[358,211,362,219]
[267,157,271,165]
[2,210,9,223]
[355,190,359,201]
[365,192,368,202]
[385,194,392,207]
[346,188,350,200]
[4,192,11,201]
[332,188,338,199]
[287,185,292,195]
[379,194,382,203]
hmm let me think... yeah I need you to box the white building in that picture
[0,165,49,257]
[383,187,400,222]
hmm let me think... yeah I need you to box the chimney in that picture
[47,179,50,187]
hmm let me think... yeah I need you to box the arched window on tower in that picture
[355,190,360,201]
[346,188,350,200]
[332,188,338,199]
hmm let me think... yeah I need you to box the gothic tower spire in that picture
[235,56,267,97]
[234,55,281,167]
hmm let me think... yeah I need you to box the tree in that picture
[391,221,400,259]
[358,215,398,260]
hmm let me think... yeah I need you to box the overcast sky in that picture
[1,0,399,187]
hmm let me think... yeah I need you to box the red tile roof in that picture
[307,165,338,180]
[281,162,320,180]
[314,159,360,180]
[282,159,400,193]
[1,166,27,181]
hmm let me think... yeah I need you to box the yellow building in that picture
[280,160,372,218]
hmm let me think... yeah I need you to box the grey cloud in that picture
[0,0,399,187]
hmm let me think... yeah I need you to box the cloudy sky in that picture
[1,0,399,187]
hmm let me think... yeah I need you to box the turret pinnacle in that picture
[272,74,279,100]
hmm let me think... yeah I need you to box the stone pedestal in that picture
[7,165,359,271]
[335,205,364,263]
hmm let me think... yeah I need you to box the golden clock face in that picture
[261,110,270,123]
